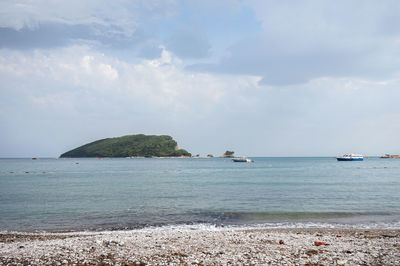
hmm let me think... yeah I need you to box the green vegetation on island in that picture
[60,134,191,158]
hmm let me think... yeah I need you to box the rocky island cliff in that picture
[60,134,191,158]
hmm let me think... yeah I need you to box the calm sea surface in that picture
[0,157,399,231]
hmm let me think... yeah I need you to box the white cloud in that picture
[0,45,260,121]
[80,55,119,80]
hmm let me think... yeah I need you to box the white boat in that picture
[232,157,253,162]
[336,153,363,161]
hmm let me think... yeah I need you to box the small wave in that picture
[1,210,398,233]
[2,220,400,236]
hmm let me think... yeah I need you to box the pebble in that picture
[0,229,399,265]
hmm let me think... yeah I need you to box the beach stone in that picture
[2,229,400,265]
[305,249,318,256]
[356,252,365,260]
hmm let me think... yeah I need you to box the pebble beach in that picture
[1,227,399,265]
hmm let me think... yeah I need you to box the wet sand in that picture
[1,228,399,265]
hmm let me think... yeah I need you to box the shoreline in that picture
[1,227,399,265]
[2,218,400,234]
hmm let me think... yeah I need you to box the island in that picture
[60,134,191,158]
[221,150,235,158]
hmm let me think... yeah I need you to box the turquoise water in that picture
[0,157,399,231]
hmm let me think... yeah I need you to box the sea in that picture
[1,157,399,232]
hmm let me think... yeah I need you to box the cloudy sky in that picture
[1,0,400,157]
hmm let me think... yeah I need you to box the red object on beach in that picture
[336,235,342,237]
[314,241,330,246]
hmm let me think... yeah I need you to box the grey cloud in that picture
[187,1,400,85]
[0,24,90,49]
[137,40,163,59]
[166,27,211,59]
[0,23,150,50]
[188,37,371,86]
[0,0,178,55]
[0,23,165,64]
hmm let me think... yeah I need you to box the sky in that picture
[1,0,400,157]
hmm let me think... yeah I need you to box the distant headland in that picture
[380,154,400,159]
[60,134,191,158]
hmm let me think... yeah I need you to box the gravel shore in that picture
[1,227,399,265]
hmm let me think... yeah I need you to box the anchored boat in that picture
[336,153,363,161]
[232,157,253,163]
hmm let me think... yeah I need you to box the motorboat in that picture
[336,153,363,161]
[232,157,253,162]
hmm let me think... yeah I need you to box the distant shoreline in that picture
[0,156,391,159]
